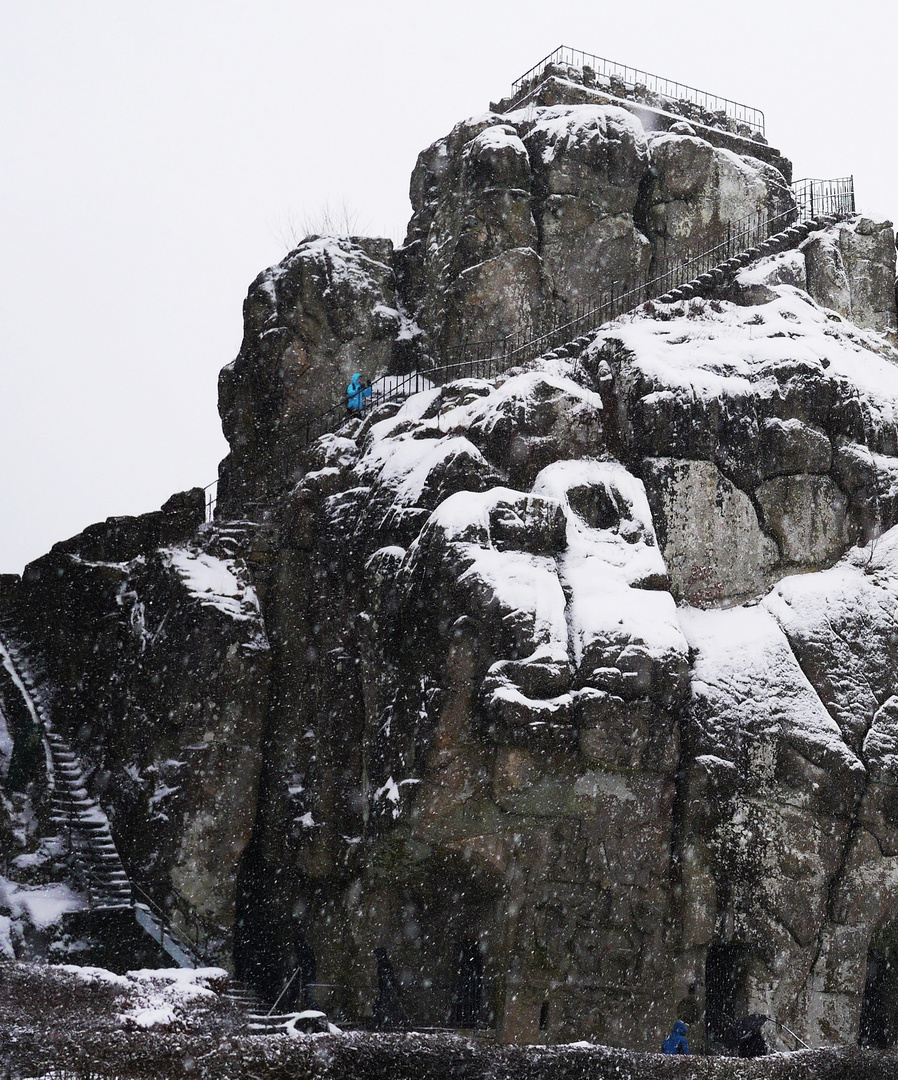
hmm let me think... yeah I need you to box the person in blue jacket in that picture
[662,1020,690,1054]
[346,372,372,413]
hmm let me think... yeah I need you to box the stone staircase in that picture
[47,731,132,908]
[0,623,206,968]
[465,213,845,378]
[200,520,259,560]
[652,216,828,305]
[0,624,136,914]
[286,190,854,459]
[2,622,330,1026]
[218,979,331,1034]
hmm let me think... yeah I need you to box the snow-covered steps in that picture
[0,630,137,910]
[246,1010,331,1035]
[199,520,261,560]
[653,215,833,305]
[0,623,210,969]
[133,904,197,968]
[221,979,269,1012]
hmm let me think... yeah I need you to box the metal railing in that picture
[208,178,854,516]
[510,45,765,137]
[204,479,217,523]
[130,879,218,966]
[792,176,855,221]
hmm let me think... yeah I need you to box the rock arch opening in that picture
[860,925,898,1048]
[705,939,749,1048]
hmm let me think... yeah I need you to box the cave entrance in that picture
[859,926,898,1047]
[383,852,500,1030]
[705,940,749,1048]
[450,937,484,1027]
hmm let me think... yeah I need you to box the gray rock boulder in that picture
[644,132,795,273]
[802,218,897,331]
[217,235,416,516]
[402,117,551,356]
[399,104,791,362]
[523,106,652,304]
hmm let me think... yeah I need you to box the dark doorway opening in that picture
[706,940,749,1047]
[450,938,484,1027]
[860,938,898,1047]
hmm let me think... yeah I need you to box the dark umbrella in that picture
[732,1014,769,1059]
[734,1014,769,1036]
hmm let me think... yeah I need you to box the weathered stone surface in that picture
[38,489,205,564]
[644,133,794,272]
[403,117,550,356]
[217,235,415,516]
[494,71,794,180]
[10,518,270,963]
[730,249,807,305]
[802,218,897,331]
[524,107,652,302]
[642,458,779,603]
[838,217,898,331]
[14,79,898,1061]
[759,417,831,478]
[755,473,850,567]
[441,246,549,348]
[400,103,789,358]
[678,604,865,1047]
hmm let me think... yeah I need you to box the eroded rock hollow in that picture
[4,70,898,1056]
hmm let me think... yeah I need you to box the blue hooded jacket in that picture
[662,1020,689,1055]
[347,372,372,411]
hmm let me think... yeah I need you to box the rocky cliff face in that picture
[5,497,269,960]
[218,88,796,517]
[4,71,898,1058]
[401,104,793,361]
[225,267,898,1049]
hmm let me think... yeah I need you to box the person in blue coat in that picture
[662,1020,690,1054]
[346,372,372,413]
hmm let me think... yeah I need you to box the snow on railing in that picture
[206,178,854,517]
[510,45,765,138]
[792,177,855,220]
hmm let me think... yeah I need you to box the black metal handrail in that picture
[792,176,854,221]
[207,178,854,517]
[129,879,215,965]
[510,45,765,137]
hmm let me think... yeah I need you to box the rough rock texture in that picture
[8,502,270,962]
[217,236,420,516]
[217,85,797,522]
[8,72,898,1062]
[644,132,794,272]
[734,220,898,335]
[492,71,793,180]
[216,275,898,1053]
[401,102,792,359]
[802,217,898,332]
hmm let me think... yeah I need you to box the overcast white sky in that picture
[1,0,894,573]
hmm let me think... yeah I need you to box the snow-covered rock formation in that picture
[4,64,898,1058]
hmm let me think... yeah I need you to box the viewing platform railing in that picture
[792,176,855,221]
[510,45,765,137]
